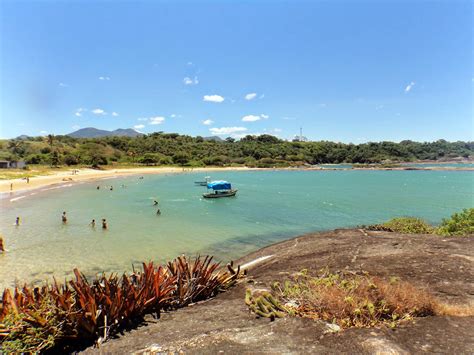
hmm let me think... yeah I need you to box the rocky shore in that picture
[82,228,474,354]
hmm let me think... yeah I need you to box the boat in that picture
[203,180,238,198]
[194,176,210,186]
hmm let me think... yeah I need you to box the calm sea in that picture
[0,170,472,289]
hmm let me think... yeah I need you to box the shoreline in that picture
[0,166,255,195]
[1,165,473,195]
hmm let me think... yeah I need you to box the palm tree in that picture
[47,134,55,148]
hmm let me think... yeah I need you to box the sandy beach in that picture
[0,166,254,194]
[2,164,473,195]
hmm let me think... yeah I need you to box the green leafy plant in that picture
[437,208,474,236]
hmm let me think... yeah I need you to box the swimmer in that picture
[90,219,96,228]
[62,211,67,224]
[15,217,20,226]
[102,219,108,229]
[153,200,158,206]
[97,186,100,190]
[110,186,113,191]
[156,208,161,215]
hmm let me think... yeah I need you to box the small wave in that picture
[10,196,26,202]
[169,199,188,202]
[41,184,73,192]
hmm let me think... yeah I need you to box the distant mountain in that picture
[67,127,143,138]
[16,135,32,140]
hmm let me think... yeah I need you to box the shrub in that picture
[437,208,474,236]
[269,270,438,328]
[0,256,241,352]
[367,217,434,234]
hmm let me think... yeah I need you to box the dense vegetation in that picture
[1,133,472,168]
[366,208,474,236]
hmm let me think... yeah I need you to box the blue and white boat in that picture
[203,180,237,198]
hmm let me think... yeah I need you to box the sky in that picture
[0,0,472,142]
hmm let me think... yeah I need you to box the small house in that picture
[0,160,27,169]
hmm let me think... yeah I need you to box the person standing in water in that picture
[15,217,20,226]
[156,208,161,215]
[102,219,108,229]
[62,212,67,224]
[90,219,96,228]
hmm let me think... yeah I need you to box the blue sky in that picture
[0,0,472,142]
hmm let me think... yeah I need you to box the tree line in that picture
[0,133,472,168]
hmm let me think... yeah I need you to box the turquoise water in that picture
[316,163,474,169]
[400,163,474,168]
[0,170,472,289]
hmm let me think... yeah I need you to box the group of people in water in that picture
[61,212,108,229]
[8,176,161,245]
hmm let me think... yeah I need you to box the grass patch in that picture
[246,270,440,329]
[366,217,435,234]
[365,209,474,237]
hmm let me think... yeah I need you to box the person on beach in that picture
[62,212,67,224]
[156,208,161,215]
[15,217,20,226]
[26,177,30,184]
[102,219,108,229]
[0,237,4,252]
[90,219,96,228]
[10,183,13,191]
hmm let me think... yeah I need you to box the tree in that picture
[47,134,55,148]
[172,152,190,166]
[51,151,60,167]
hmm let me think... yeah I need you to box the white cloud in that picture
[170,114,176,118]
[245,92,257,100]
[74,108,86,117]
[40,130,48,134]
[72,125,81,130]
[202,119,214,125]
[58,82,68,87]
[242,114,269,122]
[282,116,296,120]
[203,94,224,103]
[149,116,165,125]
[99,76,111,81]
[111,112,119,117]
[92,108,106,115]
[405,81,415,92]
[242,115,261,122]
[274,128,282,132]
[183,76,199,85]
[134,124,145,129]
[209,126,247,135]
[137,117,148,121]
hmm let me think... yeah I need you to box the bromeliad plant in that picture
[0,256,241,352]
